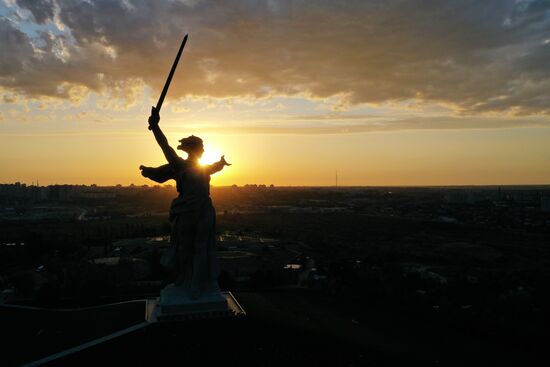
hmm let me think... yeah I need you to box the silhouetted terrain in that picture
[1,184,549,365]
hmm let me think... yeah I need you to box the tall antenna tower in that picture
[335,170,338,187]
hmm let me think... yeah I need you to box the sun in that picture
[199,147,222,166]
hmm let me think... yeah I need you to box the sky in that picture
[1,0,549,186]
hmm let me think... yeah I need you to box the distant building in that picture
[79,191,116,199]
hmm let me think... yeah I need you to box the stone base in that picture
[160,284,228,314]
[148,287,245,322]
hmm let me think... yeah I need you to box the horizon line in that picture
[2,182,550,189]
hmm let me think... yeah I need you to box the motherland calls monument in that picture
[139,34,243,320]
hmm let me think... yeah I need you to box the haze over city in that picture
[1,0,549,186]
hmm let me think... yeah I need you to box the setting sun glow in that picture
[199,148,222,166]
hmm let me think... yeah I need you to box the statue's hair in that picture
[178,135,203,152]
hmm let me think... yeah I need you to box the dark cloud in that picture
[15,0,55,24]
[0,19,34,76]
[2,0,550,115]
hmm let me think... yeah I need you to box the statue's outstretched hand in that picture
[148,106,160,130]
[139,165,148,177]
[220,155,232,166]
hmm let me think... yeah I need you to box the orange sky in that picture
[1,1,549,186]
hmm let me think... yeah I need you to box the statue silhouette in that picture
[139,107,230,299]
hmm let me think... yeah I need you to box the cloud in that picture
[0,18,34,77]
[1,0,549,115]
[161,115,550,135]
[15,0,55,24]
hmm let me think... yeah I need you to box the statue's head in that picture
[177,135,204,158]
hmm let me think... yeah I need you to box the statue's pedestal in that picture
[149,284,245,322]
[160,284,228,314]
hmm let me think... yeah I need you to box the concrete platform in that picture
[147,291,246,322]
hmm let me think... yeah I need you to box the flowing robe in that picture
[141,159,225,299]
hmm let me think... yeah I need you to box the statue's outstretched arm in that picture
[148,107,179,166]
[139,164,174,183]
[206,155,231,175]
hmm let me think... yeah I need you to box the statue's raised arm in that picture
[148,106,180,167]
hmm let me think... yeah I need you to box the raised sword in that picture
[149,33,188,130]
